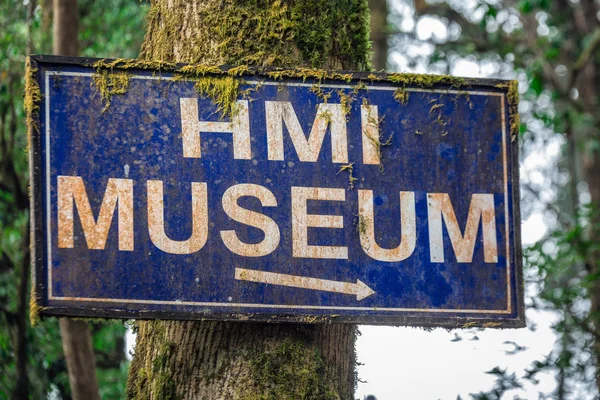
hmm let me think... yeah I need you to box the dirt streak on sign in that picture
[28,56,524,327]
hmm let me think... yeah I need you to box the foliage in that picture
[390,0,600,398]
[0,0,146,398]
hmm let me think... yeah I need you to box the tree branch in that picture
[573,28,600,82]
[565,306,600,339]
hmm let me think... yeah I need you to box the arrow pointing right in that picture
[234,267,376,301]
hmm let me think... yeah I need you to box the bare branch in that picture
[574,29,600,73]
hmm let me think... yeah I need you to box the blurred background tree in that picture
[0,1,147,398]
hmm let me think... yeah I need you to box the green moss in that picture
[496,80,520,141]
[388,72,467,88]
[92,69,131,111]
[337,90,355,116]
[140,0,370,71]
[429,103,443,114]
[91,58,186,112]
[24,60,42,146]
[193,76,241,119]
[25,60,43,326]
[393,88,409,106]
[352,80,368,93]
[451,91,474,110]
[267,68,353,82]
[389,73,468,118]
[319,109,334,124]
[427,100,450,136]
[240,338,338,400]
[87,57,480,133]
[354,214,369,235]
[24,66,42,118]
[362,113,393,171]
[127,322,181,400]
[228,65,251,77]
[289,0,371,69]
[92,60,250,118]
[93,58,178,72]
[299,315,332,323]
[151,342,179,400]
[290,1,335,67]
[337,163,358,189]
[310,84,334,103]
[177,64,222,77]
[483,322,504,328]
[29,293,43,327]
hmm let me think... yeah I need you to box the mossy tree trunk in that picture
[126,1,370,399]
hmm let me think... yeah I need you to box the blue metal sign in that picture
[29,56,524,327]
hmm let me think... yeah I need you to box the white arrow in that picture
[234,267,375,301]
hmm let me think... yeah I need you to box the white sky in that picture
[356,311,556,399]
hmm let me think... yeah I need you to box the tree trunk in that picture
[127,1,370,398]
[574,45,600,391]
[368,0,388,70]
[53,1,100,399]
[53,0,78,56]
[586,147,600,390]
[12,3,37,397]
[58,319,100,400]
[13,233,29,400]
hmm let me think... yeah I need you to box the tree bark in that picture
[53,0,78,56]
[53,1,100,399]
[127,1,371,398]
[368,0,388,70]
[585,139,600,391]
[128,321,357,399]
[571,14,600,389]
[13,232,29,400]
[58,319,100,400]
[12,3,37,397]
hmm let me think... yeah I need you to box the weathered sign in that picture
[28,56,524,327]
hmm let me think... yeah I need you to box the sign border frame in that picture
[28,55,525,328]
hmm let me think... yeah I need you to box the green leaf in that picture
[517,0,533,14]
